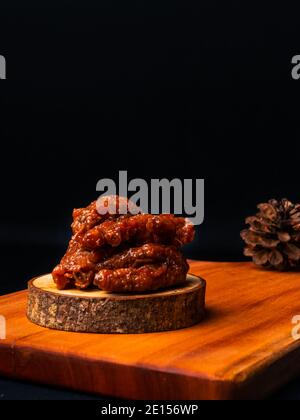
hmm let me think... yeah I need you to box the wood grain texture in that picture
[1,261,300,399]
[26,274,206,333]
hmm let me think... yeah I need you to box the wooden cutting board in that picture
[1,261,300,400]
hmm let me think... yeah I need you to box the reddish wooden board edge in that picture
[0,338,234,399]
[1,325,300,399]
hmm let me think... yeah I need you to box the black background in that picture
[1,1,300,399]
[1,1,300,293]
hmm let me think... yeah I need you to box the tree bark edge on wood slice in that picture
[27,274,206,334]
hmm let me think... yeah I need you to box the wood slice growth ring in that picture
[27,274,206,334]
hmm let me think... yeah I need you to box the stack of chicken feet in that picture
[52,196,195,293]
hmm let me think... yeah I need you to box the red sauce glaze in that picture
[52,197,195,292]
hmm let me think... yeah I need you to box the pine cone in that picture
[241,199,300,270]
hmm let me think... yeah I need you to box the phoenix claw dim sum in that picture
[52,196,195,292]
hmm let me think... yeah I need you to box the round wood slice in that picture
[27,274,206,334]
